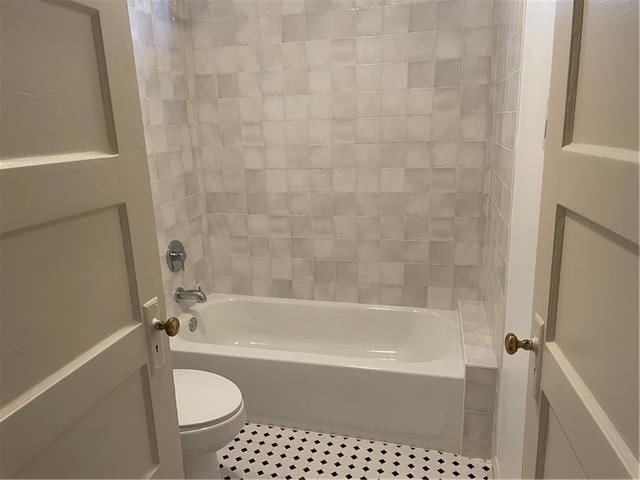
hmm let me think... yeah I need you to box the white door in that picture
[0,0,184,477]
[517,0,639,478]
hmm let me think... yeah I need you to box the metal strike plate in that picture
[531,314,546,400]
[143,297,165,374]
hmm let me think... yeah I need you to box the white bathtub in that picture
[171,294,465,453]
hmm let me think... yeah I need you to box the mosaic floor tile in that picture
[218,422,491,479]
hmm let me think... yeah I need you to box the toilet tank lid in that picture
[173,369,243,429]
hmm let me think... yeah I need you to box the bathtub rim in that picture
[171,293,465,380]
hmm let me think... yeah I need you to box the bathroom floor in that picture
[218,423,491,480]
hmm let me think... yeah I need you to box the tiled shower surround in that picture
[482,0,524,359]
[129,0,501,310]
[187,0,494,309]
[129,0,213,316]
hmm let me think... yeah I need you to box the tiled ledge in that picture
[459,301,498,368]
[459,301,498,461]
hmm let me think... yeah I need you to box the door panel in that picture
[522,0,639,478]
[0,0,183,477]
[1,325,148,476]
[0,0,116,158]
[552,211,639,454]
[15,369,158,479]
[542,407,587,479]
[570,0,639,151]
[1,206,137,405]
[540,344,635,478]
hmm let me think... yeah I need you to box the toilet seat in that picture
[173,369,244,430]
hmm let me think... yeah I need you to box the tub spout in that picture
[175,286,207,303]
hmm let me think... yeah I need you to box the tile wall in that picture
[129,0,214,316]
[187,0,494,308]
[129,0,528,320]
[482,0,525,358]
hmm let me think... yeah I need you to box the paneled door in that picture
[0,0,184,477]
[519,0,639,478]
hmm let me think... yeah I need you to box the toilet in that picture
[173,369,247,478]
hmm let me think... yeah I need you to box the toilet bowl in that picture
[173,369,247,479]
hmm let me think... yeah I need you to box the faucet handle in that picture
[166,240,187,272]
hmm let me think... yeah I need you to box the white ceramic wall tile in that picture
[481,0,526,358]
[459,300,498,460]
[129,0,213,317]
[129,0,513,312]
[168,0,497,310]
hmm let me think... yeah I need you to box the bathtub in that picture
[171,294,465,453]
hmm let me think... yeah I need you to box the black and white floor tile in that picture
[218,423,491,480]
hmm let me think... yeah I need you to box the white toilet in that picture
[173,369,247,479]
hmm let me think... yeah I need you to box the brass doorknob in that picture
[504,332,534,355]
[153,317,180,337]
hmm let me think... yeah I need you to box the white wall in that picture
[493,1,556,478]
